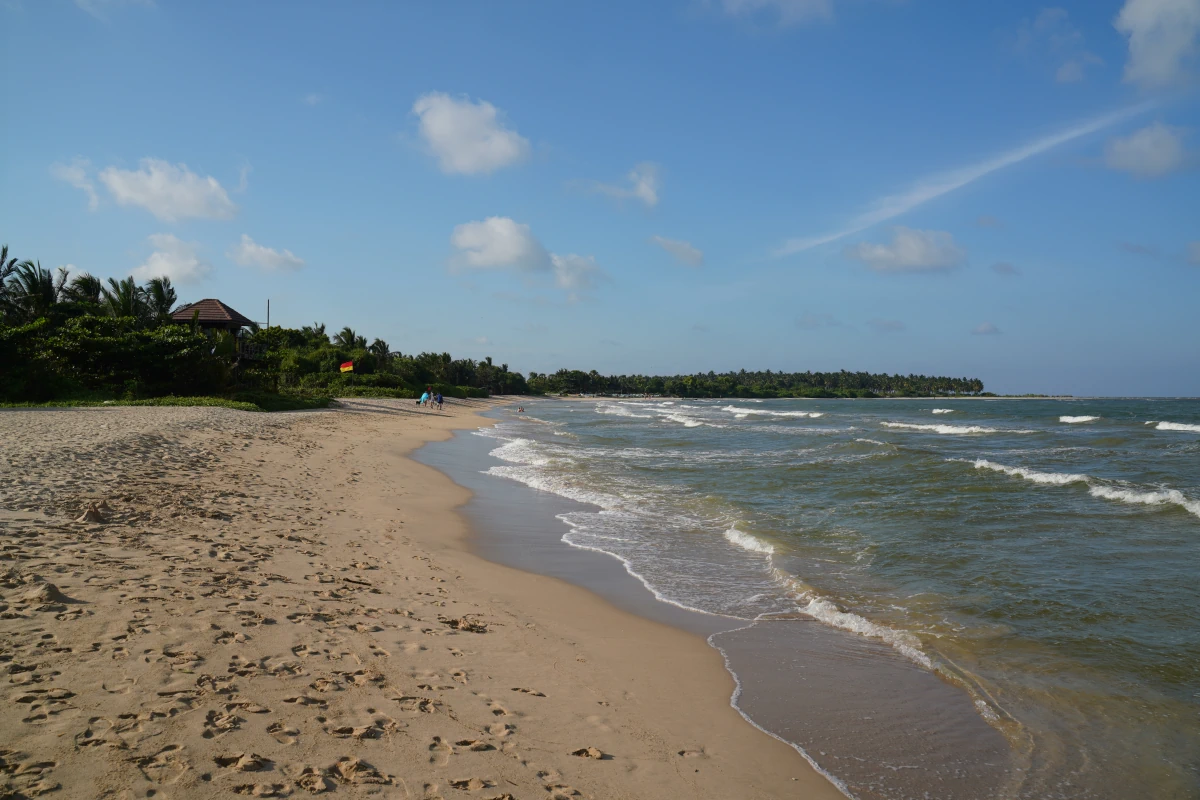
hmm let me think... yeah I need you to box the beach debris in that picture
[571,747,605,759]
[439,614,488,633]
[75,502,107,523]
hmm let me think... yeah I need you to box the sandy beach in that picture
[0,398,843,799]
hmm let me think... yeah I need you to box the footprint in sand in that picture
[214,752,272,772]
[487,701,510,717]
[202,709,243,738]
[136,744,189,784]
[282,694,327,709]
[428,736,452,766]
[450,777,495,791]
[511,687,546,697]
[266,721,300,744]
[485,722,515,739]
[454,739,494,752]
[232,783,288,797]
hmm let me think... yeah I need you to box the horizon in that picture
[3,0,1198,396]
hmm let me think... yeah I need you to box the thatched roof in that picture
[171,299,254,327]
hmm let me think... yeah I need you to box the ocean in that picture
[424,398,1200,799]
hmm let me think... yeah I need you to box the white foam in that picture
[723,527,775,555]
[1154,421,1200,433]
[961,459,1200,519]
[1060,415,1100,423]
[931,409,955,414]
[794,592,934,670]
[1087,485,1200,519]
[966,459,1088,486]
[488,437,552,467]
[854,438,888,446]
[721,405,824,419]
[596,403,652,419]
[882,422,1035,435]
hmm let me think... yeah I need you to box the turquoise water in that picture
[476,398,1200,798]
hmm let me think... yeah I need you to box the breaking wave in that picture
[1060,416,1100,423]
[1154,421,1200,433]
[724,527,775,555]
[932,409,955,414]
[882,422,1035,435]
[964,458,1088,486]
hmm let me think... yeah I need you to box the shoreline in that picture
[418,402,1018,800]
[0,397,844,799]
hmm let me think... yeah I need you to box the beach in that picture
[0,398,844,799]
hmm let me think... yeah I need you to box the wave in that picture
[721,405,824,419]
[724,527,775,555]
[960,459,1200,518]
[789,589,934,670]
[932,409,955,414]
[882,422,1036,435]
[965,459,1088,486]
[1060,416,1100,423]
[854,438,888,446]
[1087,485,1200,519]
[1153,421,1200,433]
[595,403,652,419]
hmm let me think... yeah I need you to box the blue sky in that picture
[2,0,1198,395]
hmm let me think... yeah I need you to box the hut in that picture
[170,299,254,334]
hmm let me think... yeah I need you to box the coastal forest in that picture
[0,246,986,407]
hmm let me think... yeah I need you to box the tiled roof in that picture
[171,299,254,327]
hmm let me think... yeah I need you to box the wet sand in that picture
[0,398,844,799]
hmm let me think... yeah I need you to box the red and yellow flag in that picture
[340,361,354,373]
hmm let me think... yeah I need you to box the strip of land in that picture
[0,398,843,799]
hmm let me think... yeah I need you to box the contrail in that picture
[773,102,1156,257]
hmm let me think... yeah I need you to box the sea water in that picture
[469,398,1200,799]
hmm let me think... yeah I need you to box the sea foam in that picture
[1060,416,1100,423]
[1154,421,1200,433]
[882,422,1034,435]
[723,527,775,555]
[596,403,652,419]
[931,409,955,414]
[721,405,824,419]
[967,459,1088,485]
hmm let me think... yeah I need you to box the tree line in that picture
[527,368,984,398]
[1,243,985,404]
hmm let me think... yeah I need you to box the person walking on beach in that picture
[436,393,444,411]
[419,390,429,408]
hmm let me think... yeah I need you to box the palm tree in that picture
[8,260,59,322]
[0,245,19,322]
[334,326,366,349]
[143,276,177,322]
[301,322,328,343]
[63,272,103,305]
[368,338,391,358]
[101,276,146,320]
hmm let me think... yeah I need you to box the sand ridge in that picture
[0,398,843,799]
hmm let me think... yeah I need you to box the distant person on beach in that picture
[436,393,443,411]
[419,390,429,407]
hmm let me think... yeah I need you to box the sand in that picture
[0,398,843,799]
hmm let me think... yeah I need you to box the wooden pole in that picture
[267,299,270,329]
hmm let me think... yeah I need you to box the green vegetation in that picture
[1,243,985,407]
[527,369,984,398]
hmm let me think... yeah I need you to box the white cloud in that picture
[991,261,1021,276]
[1104,122,1187,177]
[650,235,703,266]
[50,158,98,210]
[227,234,304,271]
[1115,0,1200,89]
[550,253,603,293]
[972,322,1002,335]
[795,312,839,330]
[131,234,211,284]
[450,217,549,272]
[844,227,966,273]
[1188,241,1200,263]
[593,162,661,207]
[449,217,604,299]
[869,318,906,333]
[721,0,832,26]
[412,92,530,175]
[98,158,237,222]
[775,103,1153,256]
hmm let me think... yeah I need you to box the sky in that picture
[2,0,1198,396]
